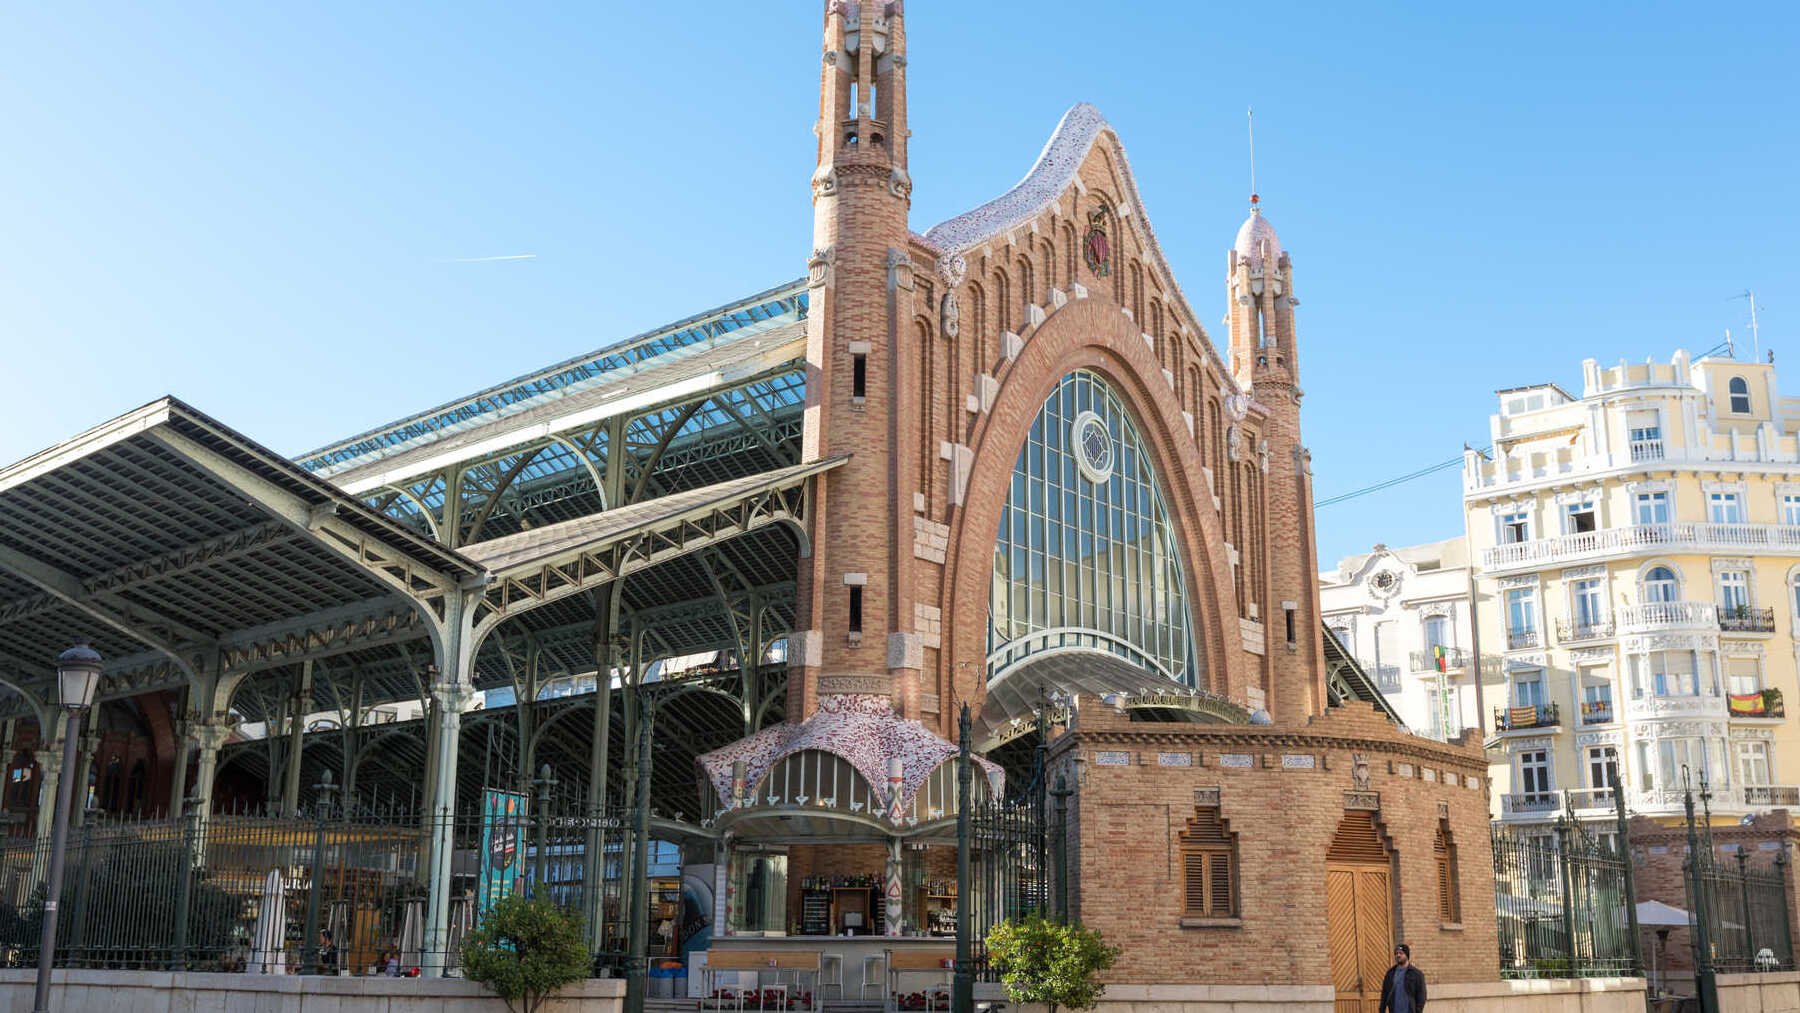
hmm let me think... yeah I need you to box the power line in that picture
[1315,446,1490,508]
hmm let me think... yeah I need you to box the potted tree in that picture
[985,916,1119,1013]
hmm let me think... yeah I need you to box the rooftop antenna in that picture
[1247,106,1258,211]
[1734,290,1763,361]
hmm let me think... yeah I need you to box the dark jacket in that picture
[1379,963,1425,1012]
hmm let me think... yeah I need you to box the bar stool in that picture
[819,953,844,1002]
[860,952,887,1002]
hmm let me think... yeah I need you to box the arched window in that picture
[1180,805,1237,919]
[1643,566,1680,604]
[1729,376,1751,414]
[988,370,1198,686]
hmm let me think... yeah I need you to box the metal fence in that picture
[0,797,638,975]
[1493,823,1638,979]
[1687,845,1794,974]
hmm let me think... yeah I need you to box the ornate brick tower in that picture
[1228,198,1327,720]
[791,0,923,720]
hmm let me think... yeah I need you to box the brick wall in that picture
[1055,699,1498,986]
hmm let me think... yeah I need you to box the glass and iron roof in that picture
[300,280,807,480]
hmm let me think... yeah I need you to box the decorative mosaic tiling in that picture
[696,694,1002,820]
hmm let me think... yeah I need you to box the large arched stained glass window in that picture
[988,369,1199,687]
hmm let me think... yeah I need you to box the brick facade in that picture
[1054,699,1497,985]
[775,0,1502,993]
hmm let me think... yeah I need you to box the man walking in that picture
[1380,942,1425,1013]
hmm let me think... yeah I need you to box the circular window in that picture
[1072,411,1114,483]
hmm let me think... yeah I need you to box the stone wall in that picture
[1717,971,1800,1011]
[1054,696,1496,986]
[0,969,624,1013]
[981,978,1645,1013]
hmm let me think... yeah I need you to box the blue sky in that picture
[2,3,1795,567]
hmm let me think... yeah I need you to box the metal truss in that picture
[468,458,839,636]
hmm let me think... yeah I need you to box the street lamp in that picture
[34,640,103,1013]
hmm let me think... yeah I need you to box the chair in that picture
[819,952,844,1002]
[860,952,887,1001]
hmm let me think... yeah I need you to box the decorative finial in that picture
[1247,106,1259,213]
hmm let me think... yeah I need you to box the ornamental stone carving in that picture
[1575,730,1621,747]
[1563,564,1606,579]
[1721,641,1766,657]
[940,292,959,338]
[1416,601,1455,619]
[1257,439,1271,474]
[1497,574,1540,589]
[1504,653,1547,670]
[935,254,966,339]
[1730,727,1774,742]
[1510,736,1554,752]
[812,166,838,199]
[807,246,835,287]
[1225,393,1251,421]
[1226,424,1242,462]
[888,166,913,199]
[1567,647,1616,664]
[1711,557,1753,573]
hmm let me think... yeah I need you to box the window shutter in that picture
[1183,849,1208,914]
[1434,821,1459,922]
[1207,851,1233,916]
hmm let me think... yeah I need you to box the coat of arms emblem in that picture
[1083,205,1111,276]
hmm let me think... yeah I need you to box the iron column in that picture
[953,704,973,1013]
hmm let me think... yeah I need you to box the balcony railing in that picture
[1556,616,1615,643]
[1718,604,1777,634]
[1369,664,1402,693]
[1506,627,1541,650]
[1619,600,1718,633]
[1500,792,1560,815]
[1409,646,1469,672]
[1481,521,1800,573]
[1565,787,1618,811]
[1728,689,1786,718]
[1579,700,1615,725]
[1743,785,1800,807]
[1494,702,1560,731]
[1629,438,1665,462]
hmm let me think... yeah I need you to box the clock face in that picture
[1072,411,1114,483]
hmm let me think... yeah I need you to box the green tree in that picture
[461,895,589,1013]
[985,916,1120,1013]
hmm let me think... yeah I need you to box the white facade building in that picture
[1320,538,1480,742]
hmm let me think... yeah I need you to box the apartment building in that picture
[1321,538,1480,742]
[1466,350,1800,832]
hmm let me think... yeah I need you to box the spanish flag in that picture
[1729,693,1766,717]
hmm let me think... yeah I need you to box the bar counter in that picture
[706,935,956,1005]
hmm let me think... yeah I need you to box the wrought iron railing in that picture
[1717,605,1777,633]
[0,799,638,975]
[1578,701,1614,726]
[1555,617,1614,643]
[1507,627,1541,650]
[1742,785,1800,807]
[1494,702,1560,731]
[1409,646,1469,672]
[1493,823,1638,979]
[1369,664,1403,693]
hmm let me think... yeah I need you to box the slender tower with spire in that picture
[791,0,924,720]
[1227,189,1326,721]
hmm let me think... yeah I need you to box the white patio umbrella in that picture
[1636,900,1691,927]
[246,869,288,975]
[399,898,425,971]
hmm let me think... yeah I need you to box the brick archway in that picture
[938,296,1248,724]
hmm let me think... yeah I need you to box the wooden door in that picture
[1326,863,1392,1013]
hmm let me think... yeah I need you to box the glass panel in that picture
[988,370,1198,686]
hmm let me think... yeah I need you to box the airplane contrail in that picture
[445,254,538,263]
